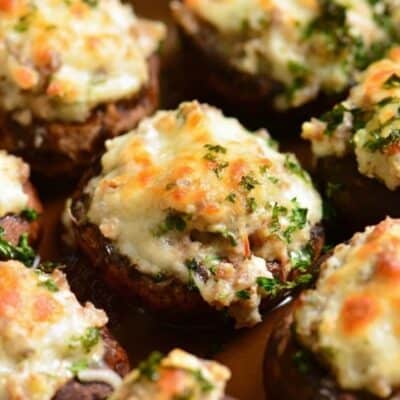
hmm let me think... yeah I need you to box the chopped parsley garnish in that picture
[0,228,35,266]
[283,199,308,243]
[256,274,313,297]
[246,197,257,213]
[239,174,259,191]
[204,144,227,154]
[290,244,313,271]
[303,0,348,51]
[38,261,59,273]
[82,0,98,6]
[236,289,251,300]
[153,211,188,236]
[383,73,400,89]
[38,278,59,292]
[193,369,215,393]
[363,129,400,152]
[320,104,347,136]
[203,144,229,178]
[269,203,287,233]
[213,161,229,178]
[292,350,312,374]
[225,193,237,203]
[14,13,33,32]
[70,359,88,375]
[284,155,311,183]
[21,208,38,222]
[138,352,163,381]
[80,327,100,353]
[218,228,237,247]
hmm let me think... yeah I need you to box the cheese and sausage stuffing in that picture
[303,47,400,191]
[295,218,400,398]
[110,349,230,400]
[176,0,400,109]
[0,0,165,123]
[84,101,323,327]
[0,151,29,217]
[0,260,119,400]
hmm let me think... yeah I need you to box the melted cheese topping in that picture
[0,151,29,217]
[295,218,400,397]
[84,101,322,327]
[177,0,399,109]
[0,0,165,123]
[110,349,230,400]
[302,47,400,190]
[0,260,110,400]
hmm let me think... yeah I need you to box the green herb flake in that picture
[225,193,237,203]
[70,359,88,375]
[239,174,259,191]
[363,129,400,152]
[204,144,227,154]
[38,261,59,273]
[192,369,215,393]
[80,327,100,353]
[82,0,98,7]
[246,197,257,213]
[257,274,313,297]
[38,278,59,292]
[153,212,188,237]
[284,155,311,183]
[383,74,400,89]
[138,352,163,381]
[269,203,287,233]
[236,289,251,300]
[21,208,38,222]
[320,104,347,136]
[290,245,313,271]
[0,229,35,267]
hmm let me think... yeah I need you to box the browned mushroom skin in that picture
[52,328,130,400]
[0,56,160,180]
[0,180,43,246]
[314,155,400,234]
[66,164,325,324]
[264,311,396,400]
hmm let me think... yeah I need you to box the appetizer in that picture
[264,217,400,399]
[172,0,399,113]
[67,101,324,328]
[110,349,231,400]
[0,0,165,178]
[302,47,400,230]
[0,259,129,400]
[0,150,42,258]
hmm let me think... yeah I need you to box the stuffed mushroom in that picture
[172,0,399,114]
[264,217,400,399]
[0,259,130,400]
[0,0,165,178]
[110,349,231,400]
[302,47,400,231]
[0,150,42,258]
[67,101,324,328]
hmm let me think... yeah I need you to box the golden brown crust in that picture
[0,181,43,246]
[315,155,400,234]
[0,56,160,179]
[264,310,394,400]
[52,327,130,400]
[67,166,324,324]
